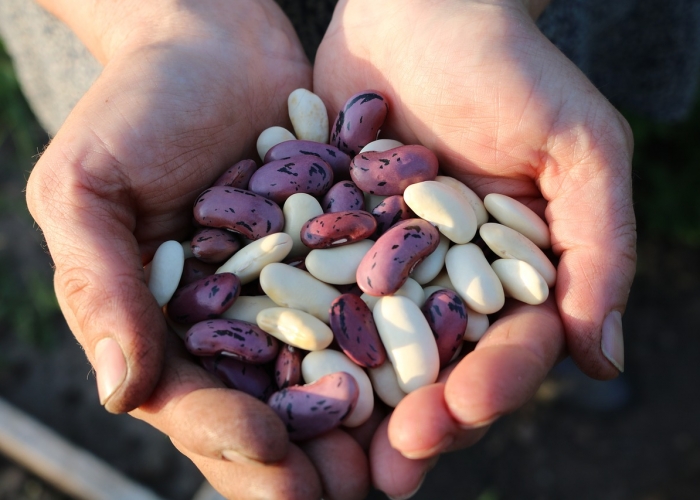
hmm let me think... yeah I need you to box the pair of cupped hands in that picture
[26,0,636,498]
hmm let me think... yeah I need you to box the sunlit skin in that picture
[25,0,635,498]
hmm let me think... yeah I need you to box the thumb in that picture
[542,108,636,379]
[27,131,167,413]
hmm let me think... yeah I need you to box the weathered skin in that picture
[248,156,334,205]
[300,210,377,249]
[212,159,258,189]
[267,371,359,441]
[179,257,217,287]
[167,273,241,323]
[350,145,439,195]
[185,318,279,364]
[264,140,352,181]
[331,91,388,157]
[190,227,241,264]
[322,181,365,213]
[329,294,386,368]
[193,186,284,240]
[421,289,468,367]
[356,218,440,296]
[274,344,304,390]
[371,195,414,237]
[200,355,275,401]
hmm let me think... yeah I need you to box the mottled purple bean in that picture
[300,210,377,249]
[185,318,279,364]
[248,156,333,205]
[322,181,365,213]
[350,145,439,195]
[179,257,217,287]
[264,140,352,181]
[201,355,275,401]
[356,218,440,296]
[331,91,388,157]
[274,344,304,390]
[193,186,284,240]
[167,273,241,323]
[212,159,258,189]
[421,289,468,368]
[372,195,414,237]
[190,227,241,264]
[267,372,359,441]
[329,294,386,368]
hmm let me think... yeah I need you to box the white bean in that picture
[283,193,324,258]
[216,232,292,284]
[256,126,296,161]
[305,240,374,285]
[257,307,333,351]
[367,360,407,408]
[483,193,550,248]
[288,89,329,143]
[410,234,450,284]
[491,259,549,305]
[148,240,184,307]
[445,243,505,315]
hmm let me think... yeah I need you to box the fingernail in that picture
[95,337,127,405]
[222,449,259,466]
[400,435,454,460]
[601,310,624,372]
[388,472,427,500]
[458,415,498,431]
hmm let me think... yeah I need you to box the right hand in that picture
[26,1,371,497]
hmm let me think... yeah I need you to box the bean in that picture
[305,240,374,285]
[256,307,334,351]
[264,140,352,182]
[200,355,275,401]
[371,195,414,237]
[445,243,505,315]
[329,293,386,368]
[491,259,549,305]
[274,344,304,390]
[288,88,329,143]
[300,210,377,249]
[190,227,241,264]
[248,156,334,205]
[179,257,217,287]
[167,273,241,324]
[256,126,295,161]
[484,193,551,248]
[148,240,185,307]
[185,318,279,364]
[322,181,365,213]
[421,289,468,368]
[212,159,258,189]
[216,232,293,284]
[331,90,388,156]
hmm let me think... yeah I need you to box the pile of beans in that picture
[146,89,556,441]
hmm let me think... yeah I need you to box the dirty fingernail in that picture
[95,337,127,405]
[601,310,624,372]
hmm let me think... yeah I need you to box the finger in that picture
[130,334,289,464]
[542,108,636,378]
[342,402,387,453]
[172,439,322,500]
[300,430,370,500]
[370,418,438,499]
[445,299,565,427]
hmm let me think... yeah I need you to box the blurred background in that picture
[0,32,699,500]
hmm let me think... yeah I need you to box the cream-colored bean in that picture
[359,139,404,153]
[256,126,296,161]
[410,234,450,284]
[463,307,489,342]
[257,307,333,351]
[445,243,505,315]
[425,269,456,291]
[483,193,550,248]
[283,193,324,258]
[302,350,374,427]
[434,176,488,227]
[361,278,425,310]
[479,223,556,287]
[491,259,549,305]
[305,240,374,285]
[288,88,329,143]
[404,181,477,244]
[367,360,407,408]
[148,240,184,307]
[216,232,292,284]
[221,295,277,323]
[259,263,340,323]
[373,296,440,393]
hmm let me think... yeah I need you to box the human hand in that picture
[25,0,374,497]
[314,0,635,495]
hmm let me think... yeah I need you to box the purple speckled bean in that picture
[350,145,439,195]
[421,289,468,368]
[248,156,333,205]
[185,318,279,364]
[179,257,217,287]
[322,181,365,213]
[193,186,284,240]
[264,140,352,182]
[356,218,440,296]
[167,273,241,323]
[329,294,386,368]
[274,344,304,389]
[300,210,377,249]
[267,372,359,441]
[212,159,258,189]
[371,195,414,237]
[331,91,388,157]
[201,355,275,401]
[190,228,241,264]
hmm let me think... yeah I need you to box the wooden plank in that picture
[0,397,164,500]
